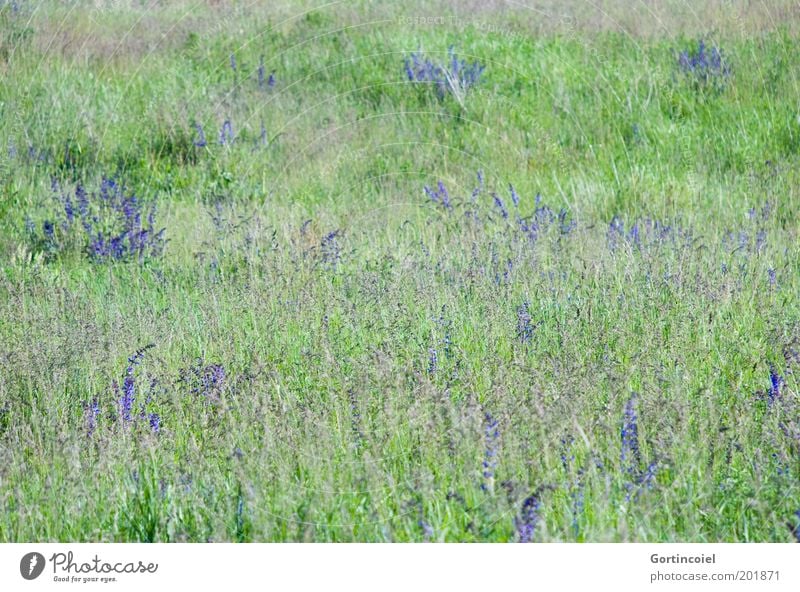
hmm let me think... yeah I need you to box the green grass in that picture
[1,0,799,542]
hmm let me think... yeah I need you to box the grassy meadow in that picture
[1,0,800,542]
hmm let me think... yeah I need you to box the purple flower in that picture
[50,179,164,263]
[427,348,438,374]
[63,195,74,223]
[404,49,484,98]
[677,40,730,87]
[119,371,135,423]
[493,194,508,219]
[201,364,225,395]
[230,53,237,71]
[558,208,576,235]
[149,413,161,434]
[120,346,152,420]
[423,181,452,209]
[321,230,341,268]
[768,366,783,406]
[193,123,207,148]
[219,120,234,145]
[516,301,533,344]
[437,181,450,208]
[514,495,540,543]
[509,184,520,208]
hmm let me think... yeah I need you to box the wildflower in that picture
[427,348,438,374]
[63,194,74,223]
[268,72,276,88]
[404,48,484,99]
[471,170,484,202]
[677,40,730,88]
[119,370,135,423]
[219,120,234,145]
[493,194,508,219]
[437,181,450,208]
[514,494,540,543]
[148,413,161,434]
[230,53,237,71]
[768,366,783,406]
[640,462,658,489]
[193,123,207,148]
[516,300,533,344]
[509,184,520,208]
[558,208,576,235]
[321,230,341,268]
[768,268,776,287]
[423,181,451,209]
[118,345,153,423]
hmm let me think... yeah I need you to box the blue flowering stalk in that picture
[423,181,451,209]
[514,494,540,543]
[492,193,508,219]
[427,348,438,375]
[219,120,234,145]
[767,365,783,407]
[516,300,534,344]
[509,184,520,208]
[180,359,226,400]
[193,123,207,147]
[148,413,161,434]
[677,39,730,88]
[321,230,341,269]
[118,346,152,424]
[44,177,165,263]
[620,393,658,500]
[404,47,484,100]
